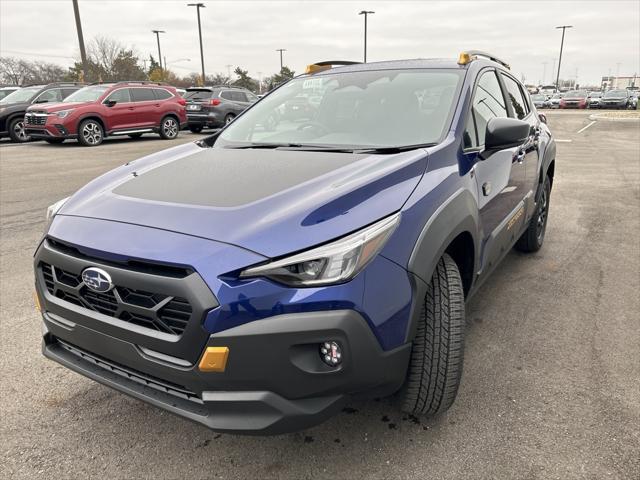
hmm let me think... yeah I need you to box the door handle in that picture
[128,107,135,110]
[154,104,160,107]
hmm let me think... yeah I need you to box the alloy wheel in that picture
[536,188,548,242]
[163,118,178,138]
[82,122,102,145]
[14,121,29,141]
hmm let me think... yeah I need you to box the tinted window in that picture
[185,89,214,100]
[130,88,156,102]
[469,71,508,147]
[35,89,63,103]
[105,88,131,103]
[231,91,248,102]
[246,92,258,102]
[154,89,173,100]
[220,91,233,100]
[62,88,78,99]
[501,74,528,119]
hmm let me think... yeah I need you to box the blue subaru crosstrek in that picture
[34,51,556,434]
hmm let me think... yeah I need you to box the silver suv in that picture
[185,86,258,132]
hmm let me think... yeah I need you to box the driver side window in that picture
[464,71,508,149]
[34,89,62,103]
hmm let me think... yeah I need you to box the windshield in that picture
[215,69,463,149]
[564,90,587,99]
[605,90,627,97]
[589,92,602,98]
[0,86,41,104]
[64,85,109,103]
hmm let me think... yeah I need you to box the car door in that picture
[464,69,527,274]
[103,88,137,131]
[500,73,540,219]
[129,87,158,128]
[219,90,237,115]
[231,91,251,114]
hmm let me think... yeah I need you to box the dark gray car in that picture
[185,86,258,132]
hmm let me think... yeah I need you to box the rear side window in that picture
[501,74,528,119]
[62,88,78,99]
[105,88,131,103]
[465,70,508,148]
[231,91,247,102]
[130,88,156,102]
[154,89,173,100]
[220,91,233,100]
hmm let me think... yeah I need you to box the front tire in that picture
[78,119,104,147]
[8,118,30,143]
[401,253,465,416]
[515,175,551,253]
[159,116,179,139]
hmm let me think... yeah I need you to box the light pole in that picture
[555,25,572,91]
[152,30,166,71]
[276,49,286,71]
[187,3,206,85]
[72,0,88,82]
[358,10,374,63]
[542,61,548,85]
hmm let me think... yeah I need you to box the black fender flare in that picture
[76,113,107,135]
[404,188,479,343]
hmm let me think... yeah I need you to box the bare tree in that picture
[0,57,32,85]
[87,36,122,78]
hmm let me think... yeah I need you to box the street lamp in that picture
[555,25,572,91]
[187,3,206,85]
[358,10,374,63]
[152,30,166,71]
[276,49,287,71]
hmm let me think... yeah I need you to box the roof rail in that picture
[458,50,510,69]
[305,60,361,74]
[88,81,169,86]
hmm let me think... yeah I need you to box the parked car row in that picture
[0,81,260,146]
[532,89,637,109]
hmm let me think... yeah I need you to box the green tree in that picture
[265,66,295,91]
[232,67,258,92]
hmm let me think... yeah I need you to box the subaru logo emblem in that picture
[81,267,114,293]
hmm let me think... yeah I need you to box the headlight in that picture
[55,109,74,118]
[45,197,69,232]
[239,213,400,287]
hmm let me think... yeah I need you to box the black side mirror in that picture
[538,113,547,124]
[105,100,117,107]
[481,117,530,159]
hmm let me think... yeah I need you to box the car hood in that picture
[27,101,90,112]
[58,142,429,258]
[0,101,29,113]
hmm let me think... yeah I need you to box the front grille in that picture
[56,338,200,402]
[40,262,193,336]
[25,113,47,126]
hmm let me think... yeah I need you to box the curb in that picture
[588,114,640,122]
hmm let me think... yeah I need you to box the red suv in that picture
[24,82,187,146]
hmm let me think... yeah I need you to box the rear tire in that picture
[44,138,65,144]
[78,119,104,147]
[224,114,235,125]
[515,175,551,253]
[401,253,465,416]
[8,118,30,143]
[159,116,179,139]
[189,125,203,134]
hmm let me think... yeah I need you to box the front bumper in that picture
[41,308,410,435]
[25,124,76,139]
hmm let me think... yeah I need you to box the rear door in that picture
[129,87,158,127]
[231,90,251,113]
[103,88,137,130]
[464,69,527,274]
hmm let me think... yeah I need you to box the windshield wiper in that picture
[354,143,437,154]
[224,143,358,153]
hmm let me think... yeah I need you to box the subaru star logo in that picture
[81,267,114,293]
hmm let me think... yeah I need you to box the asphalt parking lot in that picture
[1,112,639,479]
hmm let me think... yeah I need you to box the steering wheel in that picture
[296,122,329,136]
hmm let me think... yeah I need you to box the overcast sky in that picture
[1,0,638,86]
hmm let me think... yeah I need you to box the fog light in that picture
[319,341,342,366]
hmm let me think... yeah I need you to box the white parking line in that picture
[577,120,596,134]
[555,139,573,143]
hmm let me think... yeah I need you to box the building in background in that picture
[601,75,638,90]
